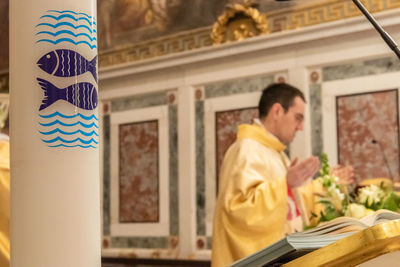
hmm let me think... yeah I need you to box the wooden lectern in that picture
[231,219,400,266]
[285,219,400,267]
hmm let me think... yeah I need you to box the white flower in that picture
[357,185,385,206]
[317,174,344,211]
[327,184,345,211]
[345,203,374,219]
[318,174,339,188]
[328,185,345,201]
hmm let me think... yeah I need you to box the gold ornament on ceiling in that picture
[98,0,400,68]
[211,0,269,44]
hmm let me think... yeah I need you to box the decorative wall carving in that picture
[99,0,400,68]
[211,1,269,44]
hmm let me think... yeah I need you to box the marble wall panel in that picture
[119,120,159,223]
[111,236,168,249]
[103,115,111,235]
[195,101,206,236]
[168,105,179,236]
[323,57,400,82]
[215,108,258,190]
[205,76,273,99]
[318,57,400,184]
[337,90,400,183]
[111,91,167,113]
[310,83,323,157]
[103,91,178,249]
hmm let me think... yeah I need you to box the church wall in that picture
[312,57,400,184]
[321,72,400,185]
[101,91,180,256]
[0,0,398,264]
[99,9,400,261]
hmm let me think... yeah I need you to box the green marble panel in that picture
[207,237,212,250]
[103,115,111,236]
[323,57,400,82]
[111,91,167,112]
[205,75,274,98]
[111,237,168,249]
[169,105,179,236]
[310,84,323,157]
[195,101,206,236]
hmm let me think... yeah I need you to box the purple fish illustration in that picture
[37,49,97,82]
[37,78,98,111]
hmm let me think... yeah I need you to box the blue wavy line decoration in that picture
[49,144,97,149]
[40,120,99,129]
[40,14,96,26]
[40,128,99,137]
[47,10,94,20]
[39,112,98,121]
[36,22,96,34]
[42,136,99,145]
[36,30,97,42]
[37,38,97,49]
[37,10,98,150]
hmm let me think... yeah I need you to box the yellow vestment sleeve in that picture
[0,140,10,267]
[212,139,288,267]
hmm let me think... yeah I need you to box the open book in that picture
[231,209,400,267]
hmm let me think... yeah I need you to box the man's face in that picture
[276,96,305,144]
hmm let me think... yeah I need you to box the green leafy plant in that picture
[316,153,400,223]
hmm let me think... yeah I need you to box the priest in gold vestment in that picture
[0,133,9,267]
[211,83,321,267]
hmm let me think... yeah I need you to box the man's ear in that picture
[269,103,283,119]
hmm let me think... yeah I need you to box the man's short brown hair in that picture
[258,83,305,118]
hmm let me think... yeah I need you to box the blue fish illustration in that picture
[37,49,97,81]
[37,78,98,111]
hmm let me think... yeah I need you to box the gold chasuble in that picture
[211,124,291,267]
[0,140,10,267]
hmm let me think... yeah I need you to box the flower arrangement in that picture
[315,153,400,222]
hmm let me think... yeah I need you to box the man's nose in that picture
[297,122,304,131]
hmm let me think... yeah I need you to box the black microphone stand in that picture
[353,0,399,182]
[352,0,400,60]
[372,139,394,181]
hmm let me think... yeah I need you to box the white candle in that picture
[10,1,100,266]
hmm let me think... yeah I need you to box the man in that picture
[211,83,320,267]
